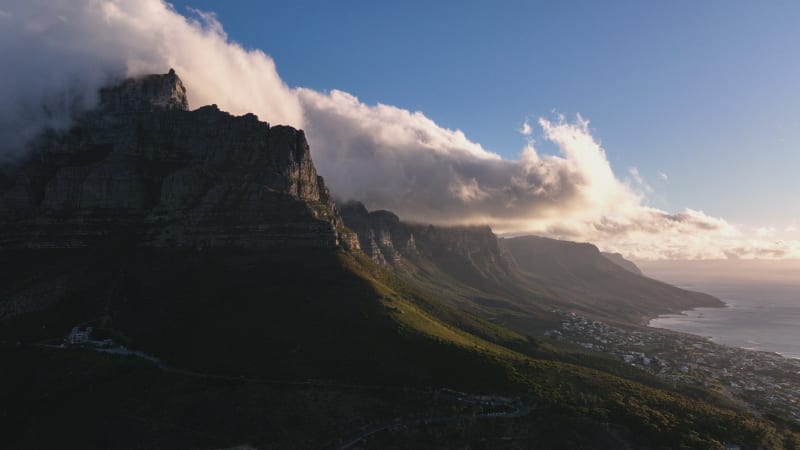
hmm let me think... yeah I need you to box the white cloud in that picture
[658,171,669,182]
[2,0,799,261]
[519,118,533,136]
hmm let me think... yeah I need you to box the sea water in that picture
[649,281,800,359]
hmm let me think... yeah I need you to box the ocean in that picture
[639,260,800,360]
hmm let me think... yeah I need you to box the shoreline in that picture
[648,301,800,361]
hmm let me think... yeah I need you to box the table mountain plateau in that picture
[0,70,353,250]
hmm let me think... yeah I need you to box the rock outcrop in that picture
[99,68,189,113]
[0,71,355,249]
[340,201,512,282]
[340,202,410,266]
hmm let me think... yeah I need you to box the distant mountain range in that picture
[340,201,720,328]
[0,71,793,450]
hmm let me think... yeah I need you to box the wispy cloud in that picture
[658,171,669,182]
[519,118,533,136]
[627,167,654,194]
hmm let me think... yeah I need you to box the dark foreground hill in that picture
[0,72,796,449]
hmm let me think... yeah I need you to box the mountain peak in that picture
[0,71,354,249]
[99,69,188,113]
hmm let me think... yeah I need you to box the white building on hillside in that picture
[66,326,93,344]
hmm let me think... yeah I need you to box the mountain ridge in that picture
[340,201,722,328]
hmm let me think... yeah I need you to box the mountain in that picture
[340,202,721,327]
[0,69,354,250]
[505,235,721,323]
[601,251,643,275]
[0,72,795,449]
[0,71,507,387]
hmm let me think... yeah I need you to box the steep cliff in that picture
[340,201,516,286]
[0,70,353,249]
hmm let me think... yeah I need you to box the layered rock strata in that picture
[0,71,354,249]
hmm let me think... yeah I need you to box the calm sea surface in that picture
[648,282,800,359]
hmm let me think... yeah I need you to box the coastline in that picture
[648,301,800,360]
[557,308,800,422]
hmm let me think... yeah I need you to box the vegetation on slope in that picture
[1,243,798,449]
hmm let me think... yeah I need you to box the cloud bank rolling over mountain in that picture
[1,0,798,260]
[0,0,303,157]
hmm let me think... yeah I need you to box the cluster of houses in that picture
[547,312,800,424]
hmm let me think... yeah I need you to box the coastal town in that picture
[546,312,800,423]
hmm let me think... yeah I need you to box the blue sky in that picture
[6,0,798,258]
[169,0,800,227]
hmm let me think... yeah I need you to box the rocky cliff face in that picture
[339,202,414,266]
[99,69,189,113]
[0,71,354,249]
[340,201,514,283]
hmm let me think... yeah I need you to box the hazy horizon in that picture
[638,258,800,286]
[643,259,800,360]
